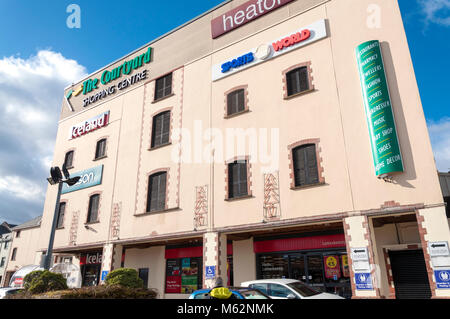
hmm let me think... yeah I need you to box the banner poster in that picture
[324,255,341,279]
[341,255,350,278]
[356,40,404,177]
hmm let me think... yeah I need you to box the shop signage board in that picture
[69,111,110,140]
[205,266,216,279]
[356,40,404,178]
[355,273,373,290]
[61,165,103,194]
[212,19,327,81]
[428,242,450,257]
[351,247,369,261]
[435,270,450,289]
[211,0,295,39]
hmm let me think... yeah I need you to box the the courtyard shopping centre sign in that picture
[356,40,404,178]
[67,47,152,108]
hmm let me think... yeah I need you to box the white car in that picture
[241,279,344,299]
[0,287,24,299]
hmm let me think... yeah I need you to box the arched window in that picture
[151,111,171,148]
[286,66,310,97]
[227,88,245,116]
[87,194,100,223]
[95,139,107,159]
[292,144,319,187]
[64,150,74,168]
[147,171,167,212]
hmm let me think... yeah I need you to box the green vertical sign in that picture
[356,40,404,177]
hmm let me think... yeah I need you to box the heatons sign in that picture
[67,47,152,108]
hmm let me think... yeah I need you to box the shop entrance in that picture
[389,249,432,299]
[256,251,351,298]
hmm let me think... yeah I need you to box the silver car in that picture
[0,287,24,299]
[241,279,344,299]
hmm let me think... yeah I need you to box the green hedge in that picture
[105,268,144,289]
[24,270,68,294]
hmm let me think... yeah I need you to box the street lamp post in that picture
[41,164,80,270]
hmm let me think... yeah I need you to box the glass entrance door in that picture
[289,254,306,282]
[306,255,326,292]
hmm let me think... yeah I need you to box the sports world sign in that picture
[356,40,404,178]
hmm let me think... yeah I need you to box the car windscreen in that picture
[286,282,321,297]
[238,289,270,299]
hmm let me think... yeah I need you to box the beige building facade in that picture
[33,0,449,299]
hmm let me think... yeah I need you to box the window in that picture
[292,144,319,187]
[268,283,294,298]
[151,111,171,148]
[16,231,20,238]
[227,89,245,116]
[228,160,248,199]
[147,172,167,212]
[249,283,269,295]
[64,150,74,168]
[0,257,5,267]
[95,139,107,159]
[11,248,17,261]
[57,202,66,229]
[87,194,100,223]
[4,241,8,249]
[445,196,450,219]
[138,268,149,288]
[154,73,172,101]
[286,66,310,97]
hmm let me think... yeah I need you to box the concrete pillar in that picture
[417,206,450,298]
[233,238,256,286]
[100,243,123,284]
[203,232,228,288]
[344,215,381,298]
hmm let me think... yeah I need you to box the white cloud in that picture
[427,117,450,172]
[0,50,87,223]
[418,0,450,27]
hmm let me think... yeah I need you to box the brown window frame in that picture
[154,73,173,101]
[225,156,252,200]
[87,194,100,224]
[56,201,66,229]
[282,62,314,99]
[224,85,249,118]
[288,139,325,189]
[95,138,107,160]
[151,110,172,149]
[64,150,75,169]
[11,248,17,261]
[146,170,169,213]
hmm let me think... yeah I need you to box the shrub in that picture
[23,270,44,291]
[105,268,144,289]
[26,270,68,294]
[60,285,157,299]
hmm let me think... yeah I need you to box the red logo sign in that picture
[70,111,109,140]
[272,29,311,52]
[211,0,295,39]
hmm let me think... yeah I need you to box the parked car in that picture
[241,279,344,299]
[0,287,24,299]
[189,287,271,299]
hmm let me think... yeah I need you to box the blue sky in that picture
[0,0,448,224]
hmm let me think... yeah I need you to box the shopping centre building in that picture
[34,0,450,298]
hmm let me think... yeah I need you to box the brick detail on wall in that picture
[281,61,314,100]
[415,211,437,298]
[383,248,396,299]
[110,202,122,240]
[194,185,208,229]
[223,84,249,118]
[263,171,281,221]
[69,210,80,246]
